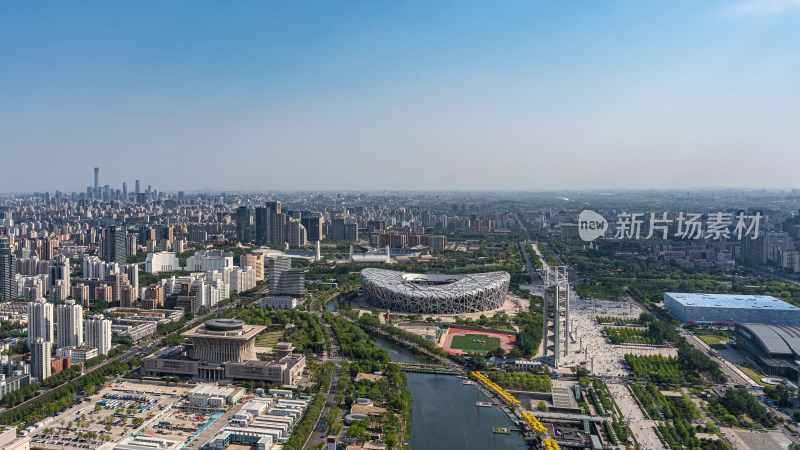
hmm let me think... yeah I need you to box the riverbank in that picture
[373,336,528,449]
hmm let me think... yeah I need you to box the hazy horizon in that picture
[2,1,799,193]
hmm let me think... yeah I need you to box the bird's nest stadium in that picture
[360,268,510,314]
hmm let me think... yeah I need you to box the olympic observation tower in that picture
[543,266,570,368]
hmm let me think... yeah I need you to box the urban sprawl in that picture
[3,177,800,450]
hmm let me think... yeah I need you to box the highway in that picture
[303,296,344,449]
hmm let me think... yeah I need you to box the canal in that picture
[373,336,528,449]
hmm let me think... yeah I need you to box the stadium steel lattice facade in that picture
[360,268,510,314]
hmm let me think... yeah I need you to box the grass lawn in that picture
[450,334,501,353]
[736,365,766,386]
[697,334,729,350]
[255,330,284,347]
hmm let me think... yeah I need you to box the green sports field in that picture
[450,334,501,353]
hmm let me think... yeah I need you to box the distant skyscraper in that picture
[57,299,84,349]
[236,206,251,243]
[31,337,52,381]
[330,218,357,241]
[266,201,285,245]
[0,237,14,300]
[135,179,141,196]
[122,182,127,199]
[94,167,100,198]
[287,219,306,247]
[27,298,54,346]
[86,314,112,356]
[255,206,268,245]
[301,216,324,241]
[103,226,127,265]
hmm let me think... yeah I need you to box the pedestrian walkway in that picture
[607,382,662,450]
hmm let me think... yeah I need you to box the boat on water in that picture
[476,401,492,407]
[492,427,510,434]
[463,380,475,385]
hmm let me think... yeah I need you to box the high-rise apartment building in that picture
[86,314,112,356]
[143,285,165,309]
[31,337,52,381]
[27,298,54,346]
[0,237,14,300]
[57,299,84,349]
[48,254,70,301]
[72,283,90,307]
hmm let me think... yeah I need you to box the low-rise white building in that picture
[187,385,245,407]
[260,296,297,310]
[145,252,180,274]
[0,425,30,450]
[99,435,182,450]
[55,346,99,363]
[185,250,234,272]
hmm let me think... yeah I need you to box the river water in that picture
[372,336,528,450]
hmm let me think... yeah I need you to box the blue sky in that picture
[2,1,799,192]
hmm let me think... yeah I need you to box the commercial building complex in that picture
[663,292,800,325]
[268,257,305,297]
[360,268,510,314]
[735,323,800,382]
[141,319,305,384]
[201,396,311,450]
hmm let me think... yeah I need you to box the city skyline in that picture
[2,1,800,193]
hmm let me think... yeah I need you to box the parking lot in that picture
[27,380,195,449]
